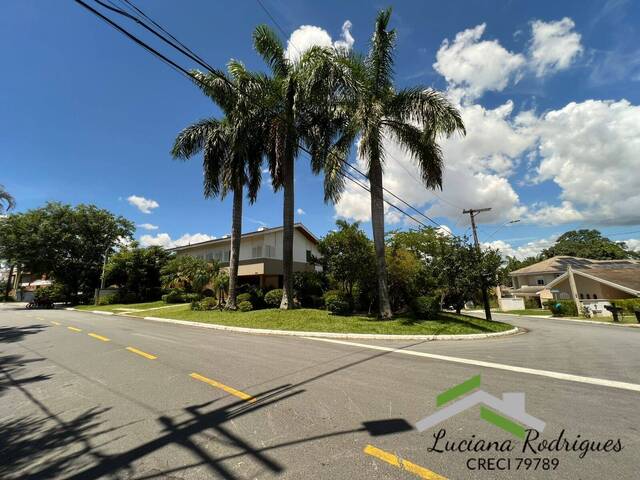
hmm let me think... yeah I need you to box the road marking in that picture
[364,445,447,480]
[67,326,83,332]
[305,337,640,393]
[51,321,61,326]
[88,333,110,342]
[126,346,157,360]
[190,372,256,403]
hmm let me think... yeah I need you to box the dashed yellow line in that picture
[126,346,157,360]
[88,333,110,342]
[67,326,83,332]
[51,321,61,326]
[190,372,256,403]
[363,445,447,480]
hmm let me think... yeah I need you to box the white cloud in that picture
[523,201,583,225]
[529,99,640,225]
[137,223,158,231]
[285,20,354,63]
[624,239,640,252]
[484,235,557,260]
[434,24,525,99]
[296,208,306,215]
[529,18,583,77]
[127,195,159,214]
[139,232,215,248]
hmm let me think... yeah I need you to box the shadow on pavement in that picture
[0,324,48,343]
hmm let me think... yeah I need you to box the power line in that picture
[75,0,444,231]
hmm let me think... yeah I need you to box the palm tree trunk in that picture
[4,264,14,300]
[369,159,393,318]
[226,180,243,310]
[280,155,295,309]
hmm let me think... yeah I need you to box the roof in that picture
[545,267,640,296]
[510,256,640,276]
[168,223,319,252]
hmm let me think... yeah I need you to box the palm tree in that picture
[250,26,350,309]
[0,185,15,213]
[331,9,465,318]
[172,69,263,309]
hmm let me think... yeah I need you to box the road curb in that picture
[67,307,519,340]
[495,311,640,328]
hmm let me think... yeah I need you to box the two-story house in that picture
[169,223,321,290]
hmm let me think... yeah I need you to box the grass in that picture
[124,305,513,335]
[566,313,639,325]
[74,300,171,312]
[500,309,551,316]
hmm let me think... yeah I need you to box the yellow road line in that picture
[51,321,61,326]
[67,326,83,332]
[190,372,256,403]
[88,333,110,342]
[126,346,157,360]
[363,445,447,480]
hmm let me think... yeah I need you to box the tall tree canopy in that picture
[0,202,133,301]
[541,229,638,260]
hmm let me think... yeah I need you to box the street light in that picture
[484,219,521,242]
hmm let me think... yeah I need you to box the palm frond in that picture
[171,118,222,159]
[0,185,15,213]
[366,7,396,95]
[253,24,290,78]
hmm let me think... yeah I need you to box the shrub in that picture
[412,295,441,319]
[183,293,202,303]
[162,290,185,304]
[327,299,351,315]
[612,298,640,314]
[237,300,253,312]
[264,289,283,307]
[544,299,578,317]
[190,296,218,311]
[97,295,116,306]
[323,290,353,311]
[236,293,252,304]
[524,297,541,309]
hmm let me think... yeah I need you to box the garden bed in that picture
[125,305,512,335]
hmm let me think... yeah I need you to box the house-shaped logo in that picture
[415,375,546,439]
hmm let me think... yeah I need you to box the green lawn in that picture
[567,314,639,325]
[74,300,173,312]
[500,309,551,316]
[127,305,512,335]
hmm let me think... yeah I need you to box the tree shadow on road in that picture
[0,324,48,343]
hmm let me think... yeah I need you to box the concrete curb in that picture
[520,314,640,328]
[66,306,519,340]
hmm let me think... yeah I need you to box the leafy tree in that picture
[249,26,349,309]
[104,244,170,302]
[0,185,15,213]
[498,255,541,286]
[172,66,264,310]
[385,246,425,312]
[0,202,133,302]
[541,229,638,260]
[331,9,465,317]
[316,220,375,297]
[212,270,229,305]
[160,255,219,294]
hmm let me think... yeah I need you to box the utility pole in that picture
[463,208,492,320]
[95,245,110,306]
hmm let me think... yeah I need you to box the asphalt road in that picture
[1,305,639,480]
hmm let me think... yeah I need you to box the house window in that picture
[593,293,597,299]
[223,250,230,262]
[586,294,591,299]
[265,245,274,258]
[214,251,222,262]
[206,252,214,261]
[251,246,262,258]
[536,278,544,286]
[306,250,312,262]
[579,293,584,299]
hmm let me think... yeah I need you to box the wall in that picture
[512,273,561,288]
[498,297,525,311]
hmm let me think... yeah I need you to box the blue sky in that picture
[2,0,639,258]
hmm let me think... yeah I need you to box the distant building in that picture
[502,256,640,314]
[169,223,321,290]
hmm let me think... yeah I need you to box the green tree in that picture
[316,220,375,297]
[332,9,465,317]
[104,244,169,302]
[0,202,133,302]
[541,229,638,260]
[172,66,264,310]
[249,26,349,310]
[0,185,15,213]
[160,255,219,294]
